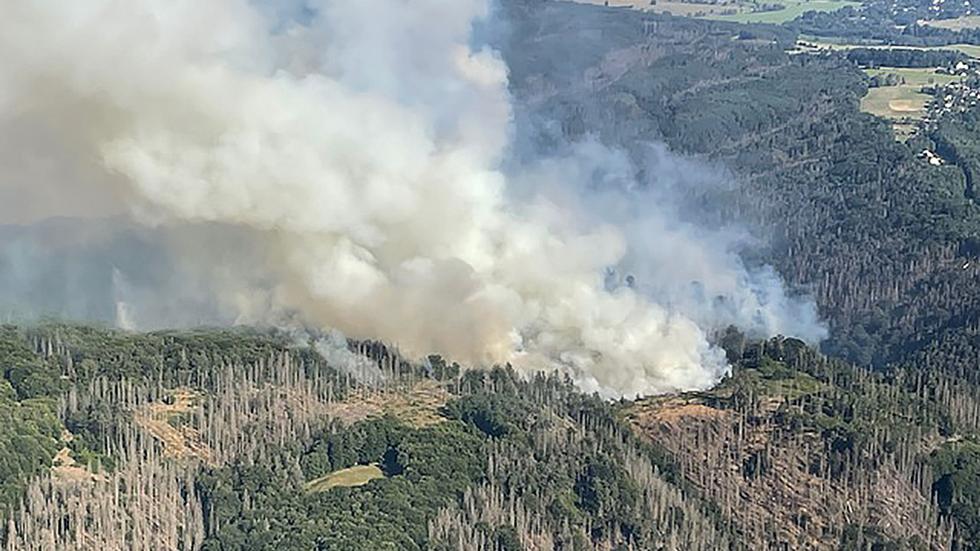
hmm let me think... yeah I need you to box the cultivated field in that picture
[567,0,856,23]
[568,0,731,15]
[649,1,741,17]
[305,464,385,493]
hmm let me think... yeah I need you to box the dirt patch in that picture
[133,388,214,463]
[648,400,730,425]
[324,380,452,427]
[888,99,923,112]
[51,446,106,484]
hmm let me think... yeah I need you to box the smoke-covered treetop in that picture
[0,0,823,396]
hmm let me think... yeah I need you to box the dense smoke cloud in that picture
[0,0,823,396]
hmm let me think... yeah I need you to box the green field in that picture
[860,85,928,139]
[707,0,859,24]
[797,36,980,59]
[648,1,743,17]
[865,67,963,87]
[305,464,385,493]
[858,67,960,140]
[860,82,928,117]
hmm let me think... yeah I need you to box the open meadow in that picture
[859,67,963,140]
[865,67,963,87]
[860,84,929,119]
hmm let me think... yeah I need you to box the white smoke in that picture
[516,139,826,344]
[280,325,384,384]
[0,0,823,397]
[313,330,386,385]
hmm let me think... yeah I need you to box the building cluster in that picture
[926,60,980,121]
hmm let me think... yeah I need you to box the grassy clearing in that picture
[797,36,980,59]
[305,464,385,493]
[919,15,980,31]
[858,67,962,132]
[861,85,930,118]
[892,123,919,141]
[735,367,823,401]
[858,68,946,141]
[865,67,962,87]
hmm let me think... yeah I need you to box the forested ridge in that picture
[0,323,730,549]
[0,321,977,549]
[503,0,980,377]
[4,0,980,549]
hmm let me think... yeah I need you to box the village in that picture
[912,58,980,165]
[923,58,980,121]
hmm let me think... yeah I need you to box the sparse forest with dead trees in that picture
[3,0,980,550]
[0,322,977,550]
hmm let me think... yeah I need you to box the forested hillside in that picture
[0,321,977,550]
[4,0,980,549]
[502,0,980,400]
[498,1,980,547]
[0,324,732,549]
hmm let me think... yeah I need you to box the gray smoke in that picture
[0,0,824,397]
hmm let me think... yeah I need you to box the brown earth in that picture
[133,388,214,463]
[323,380,452,427]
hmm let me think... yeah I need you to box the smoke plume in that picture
[0,0,824,397]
